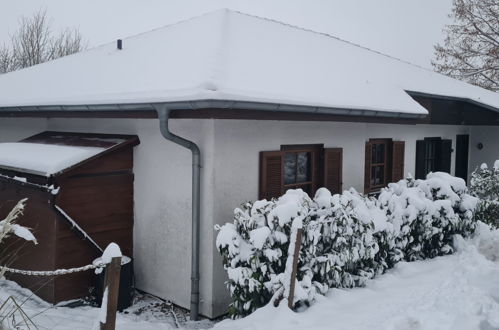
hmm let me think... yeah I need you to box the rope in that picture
[0,262,106,276]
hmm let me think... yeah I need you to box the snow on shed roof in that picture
[0,143,104,176]
[0,9,498,116]
[0,132,139,176]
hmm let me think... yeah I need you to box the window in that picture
[370,140,388,189]
[284,150,313,194]
[364,139,405,194]
[424,138,439,173]
[415,137,452,179]
[260,144,342,200]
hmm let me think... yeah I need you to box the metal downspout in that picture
[156,105,201,321]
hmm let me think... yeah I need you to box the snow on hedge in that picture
[216,172,478,317]
[470,160,499,227]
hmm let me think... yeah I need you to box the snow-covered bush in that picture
[216,190,313,316]
[470,161,499,227]
[378,173,477,264]
[216,173,478,318]
[302,189,381,292]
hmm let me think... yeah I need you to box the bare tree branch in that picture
[0,9,86,74]
[433,0,499,91]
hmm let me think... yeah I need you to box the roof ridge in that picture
[55,10,226,56]
[230,9,434,73]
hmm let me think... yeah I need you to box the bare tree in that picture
[0,10,85,74]
[433,0,499,92]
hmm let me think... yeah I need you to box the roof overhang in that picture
[406,90,499,114]
[0,99,426,119]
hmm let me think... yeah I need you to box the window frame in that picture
[415,137,452,179]
[280,144,323,195]
[366,138,391,192]
[424,137,440,174]
[259,144,344,200]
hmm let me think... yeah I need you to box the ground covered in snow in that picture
[0,283,213,330]
[3,223,499,329]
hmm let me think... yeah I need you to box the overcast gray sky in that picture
[0,0,454,69]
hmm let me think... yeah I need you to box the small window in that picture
[368,140,389,190]
[364,139,405,194]
[259,144,343,200]
[424,138,439,173]
[415,137,452,179]
[284,151,313,194]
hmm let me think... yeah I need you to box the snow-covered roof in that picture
[0,9,498,116]
[0,143,104,176]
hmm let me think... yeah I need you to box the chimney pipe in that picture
[117,39,122,50]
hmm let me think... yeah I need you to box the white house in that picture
[0,9,498,319]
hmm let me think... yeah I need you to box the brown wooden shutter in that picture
[323,148,343,194]
[391,141,405,182]
[364,141,373,194]
[439,139,452,173]
[455,135,469,182]
[259,151,283,200]
[415,140,426,179]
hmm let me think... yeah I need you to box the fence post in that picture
[288,228,302,309]
[100,257,121,330]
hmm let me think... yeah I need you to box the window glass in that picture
[296,152,310,183]
[284,153,296,184]
[284,151,311,185]
[372,144,385,164]
[424,139,438,173]
[371,165,384,186]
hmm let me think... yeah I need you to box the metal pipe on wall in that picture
[156,105,201,321]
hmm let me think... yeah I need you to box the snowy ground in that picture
[3,223,499,330]
[0,282,214,330]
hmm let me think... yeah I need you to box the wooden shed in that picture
[0,131,139,303]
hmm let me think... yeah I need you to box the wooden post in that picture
[288,228,302,309]
[100,257,121,330]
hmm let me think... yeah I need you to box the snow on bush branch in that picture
[470,160,499,227]
[0,199,37,278]
[216,172,478,317]
[0,199,36,244]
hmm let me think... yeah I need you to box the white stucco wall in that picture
[0,117,496,318]
[469,126,499,171]
[0,118,47,141]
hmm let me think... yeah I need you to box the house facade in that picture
[0,9,498,319]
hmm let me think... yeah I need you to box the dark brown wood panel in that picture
[91,228,133,258]
[259,151,284,200]
[323,148,343,194]
[54,270,97,302]
[57,148,134,178]
[364,141,372,194]
[391,141,405,182]
[0,184,57,303]
[55,173,134,256]
[455,134,469,182]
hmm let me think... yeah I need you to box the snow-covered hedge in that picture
[216,172,478,317]
[470,161,499,227]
